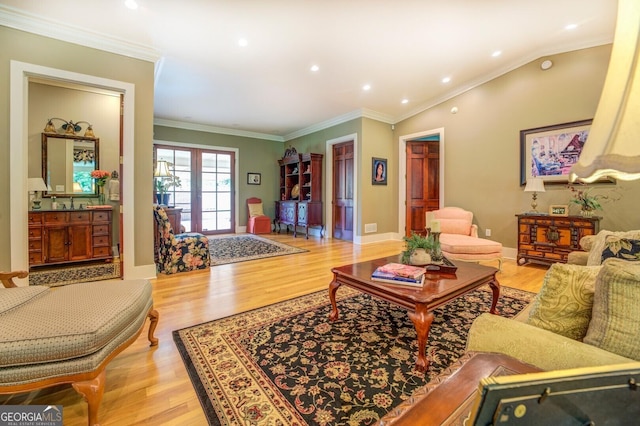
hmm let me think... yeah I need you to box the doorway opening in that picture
[398,128,445,238]
[154,144,236,235]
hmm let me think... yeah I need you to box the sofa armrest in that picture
[580,235,596,251]
[466,313,633,371]
[470,224,478,238]
[567,251,589,265]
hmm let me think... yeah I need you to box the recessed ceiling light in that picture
[238,38,248,47]
[124,0,138,9]
[363,84,371,91]
[492,50,502,57]
[310,65,319,72]
[401,99,409,104]
[442,77,451,84]
[565,23,578,30]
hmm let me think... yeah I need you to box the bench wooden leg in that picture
[147,308,159,346]
[72,369,105,426]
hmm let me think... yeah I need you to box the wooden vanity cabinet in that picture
[28,208,113,268]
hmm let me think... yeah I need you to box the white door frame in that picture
[324,133,359,242]
[397,128,445,238]
[9,61,149,282]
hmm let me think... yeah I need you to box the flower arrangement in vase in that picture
[91,169,110,204]
[567,183,617,217]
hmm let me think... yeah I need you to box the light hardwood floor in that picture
[0,234,549,425]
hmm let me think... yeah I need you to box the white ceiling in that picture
[0,0,617,140]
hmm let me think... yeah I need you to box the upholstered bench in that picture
[0,272,158,426]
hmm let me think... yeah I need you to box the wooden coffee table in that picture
[328,255,500,372]
[376,352,541,425]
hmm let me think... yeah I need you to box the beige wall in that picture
[394,45,640,249]
[0,26,155,271]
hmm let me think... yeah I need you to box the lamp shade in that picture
[154,160,171,177]
[524,177,545,193]
[569,0,640,182]
[73,182,82,192]
[27,177,48,192]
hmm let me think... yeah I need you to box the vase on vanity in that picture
[98,186,106,205]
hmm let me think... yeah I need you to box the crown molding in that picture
[153,118,284,142]
[284,108,393,141]
[0,5,160,63]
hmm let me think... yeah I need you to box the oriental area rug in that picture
[28,260,120,287]
[173,285,534,425]
[208,234,307,265]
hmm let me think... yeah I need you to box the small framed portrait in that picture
[247,172,261,185]
[549,204,569,217]
[372,157,387,185]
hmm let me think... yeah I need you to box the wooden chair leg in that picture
[147,308,159,346]
[71,369,106,426]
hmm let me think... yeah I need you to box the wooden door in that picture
[332,141,354,240]
[406,141,439,236]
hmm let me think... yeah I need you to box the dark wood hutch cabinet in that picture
[275,153,323,238]
[516,213,600,265]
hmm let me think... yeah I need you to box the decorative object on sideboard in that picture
[524,177,545,213]
[567,183,621,217]
[569,0,640,183]
[154,160,181,205]
[27,177,48,210]
[43,118,94,137]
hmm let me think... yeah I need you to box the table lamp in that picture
[28,177,48,210]
[524,178,545,213]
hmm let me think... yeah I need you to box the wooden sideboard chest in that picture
[516,213,600,265]
[28,208,113,268]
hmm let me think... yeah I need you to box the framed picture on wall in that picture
[372,157,387,185]
[519,119,614,186]
[247,173,261,185]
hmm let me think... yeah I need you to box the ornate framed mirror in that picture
[41,133,100,198]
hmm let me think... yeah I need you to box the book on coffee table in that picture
[371,268,425,287]
[376,263,426,279]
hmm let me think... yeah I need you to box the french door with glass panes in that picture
[155,145,235,234]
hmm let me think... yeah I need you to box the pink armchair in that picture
[432,206,503,270]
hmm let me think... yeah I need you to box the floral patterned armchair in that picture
[153,205,211,274]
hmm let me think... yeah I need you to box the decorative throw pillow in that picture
[526,263,601,340]
[587,230,640,266]
[584,259,640,360]
[601,237,640,263]
[248,203,264,217]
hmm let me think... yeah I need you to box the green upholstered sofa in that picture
[467,230,640,371]
[0,271,158,426]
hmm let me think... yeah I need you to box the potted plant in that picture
[567,184,606,217]
[401,232,436,265]
[155,174,182,205]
